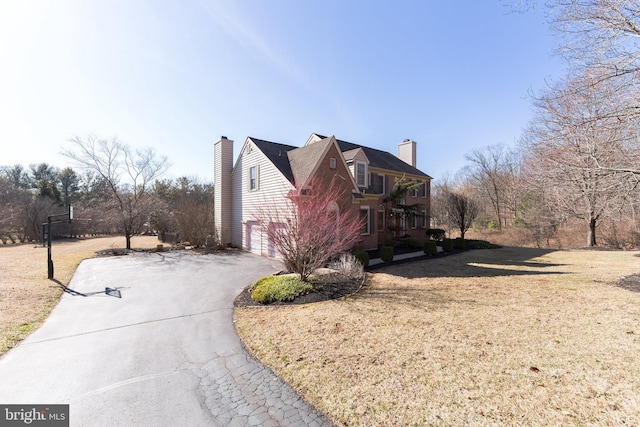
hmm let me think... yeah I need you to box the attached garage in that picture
[245,221,262,255]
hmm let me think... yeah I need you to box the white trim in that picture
[249,165,259,191]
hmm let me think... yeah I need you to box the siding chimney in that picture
[398,139,417,167]
[214,136,233,246]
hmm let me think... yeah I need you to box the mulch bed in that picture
[234,273,365,307]
[234,250,468,307]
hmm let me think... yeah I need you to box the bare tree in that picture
[522,72,635,246]
[63,135,169,249]
[431,177,454,235]
[254,176,363,281]
[546,0,640,82]
[445,189,480,240]
[511,1,640,180]
[464,144,519,230]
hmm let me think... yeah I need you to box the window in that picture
[249,166,259,191]
[326,201,339,220]
[411,213,418,229]
[421,208,428,228]
[360,206,370,235]
[374,174,386,194]
[329,158,337,169]
[419,180,427,198]
[355,161,366,187]
[377,205,385,231]
[411,180,418,197]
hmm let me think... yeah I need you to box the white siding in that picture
[231,140,294,255]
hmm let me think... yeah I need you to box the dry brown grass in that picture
[0,236,160,355]
[235,247,640,426]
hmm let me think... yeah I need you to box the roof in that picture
[315,134,431,178]
[246,134,432,187]
[248,137,297,183]
[342,148,367,163]
[287,137,333,187]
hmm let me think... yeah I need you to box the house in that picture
[214,133,432,255]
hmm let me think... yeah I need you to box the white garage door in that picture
[246,221,262,255]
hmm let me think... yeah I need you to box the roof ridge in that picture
[314,133,390,154]
[248,137,297,150]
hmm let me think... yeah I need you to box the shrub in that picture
[466,239,501,249]
[454,237,466,250]
[423,240,437,256]
[383,239,399,248]
[426,228,446,241]
[406,238,423,250]
[250,275,321,304]
[442,238,454,252]
[328,253,365,280]
[352,250,370,268]
[381,246,394,263]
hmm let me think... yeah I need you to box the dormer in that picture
[343,148,369,188]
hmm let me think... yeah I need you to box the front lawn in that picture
[234,247,640,426]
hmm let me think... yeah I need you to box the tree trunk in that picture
[587,217,597,247]
[125,233,132,250]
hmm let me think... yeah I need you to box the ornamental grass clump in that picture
[328,253,365,280]
[250,275,321,304]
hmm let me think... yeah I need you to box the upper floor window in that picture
[329,158,337,169]
[249,166,259,191]
[411,180,419,197]
[411,180,427,198]
[373,174,386,194]
[355,161,367,187]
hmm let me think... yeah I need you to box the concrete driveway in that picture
[0,251,331,426]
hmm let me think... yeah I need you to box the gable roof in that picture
[248,137,297,184]
[342,147,369,164]
[240,134,432,188]
[287,136,334,187]
[314,134,431,178]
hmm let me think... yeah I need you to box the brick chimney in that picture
[214,136,233,246]
[398,139,417,167]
